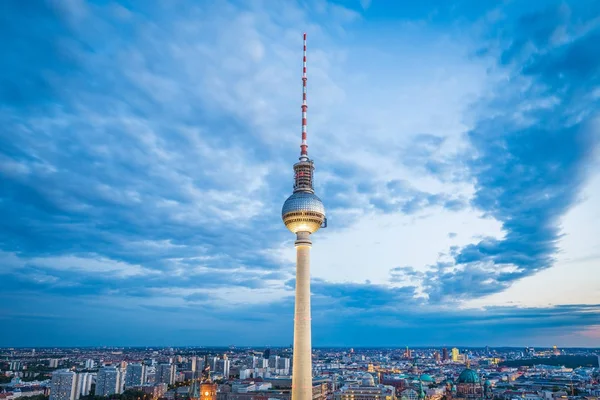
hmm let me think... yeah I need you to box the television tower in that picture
[282,33,326,400]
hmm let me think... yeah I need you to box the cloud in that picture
[418,1,600,302]
[0,0,598,346]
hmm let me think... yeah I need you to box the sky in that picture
[0,0,599,348]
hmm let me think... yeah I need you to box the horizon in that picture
[1,0,599,347]
[2,346,599,350]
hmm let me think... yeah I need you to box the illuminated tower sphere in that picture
[281,33,326,400]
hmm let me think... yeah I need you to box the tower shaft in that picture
[292,231,312,400]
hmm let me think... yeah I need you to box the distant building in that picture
[451,348,460,362]
[448,367,485,400]
[84,359,95,369]
[214,358,230,378]
[131,384,167,400]
[335,384,395,400]
[244,356,257,369]
[190,356,198,372]
[268,355,279,370]
[9,361,22,371]
[96,366,123,396]
[77,372,93,398]
[125,364,147,388]
[442,348,449,361]
[156,363,176,385]
[50,370,77,400]
[49,359,60,368]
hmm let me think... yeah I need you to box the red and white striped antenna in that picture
[300,32,309,161]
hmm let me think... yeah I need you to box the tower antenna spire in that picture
[300,32,308,161]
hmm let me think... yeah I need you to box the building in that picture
[77,373,93,398]
[268,355,280,370]
[442,348,449,361]
[334,385,395,400]
[451,349,460,362]
[214,358,230,379]
[131,384,167,400]
[125,363,147,388]
[451,367,483,400]
[281,33,326,400]
[156,363,176,386]
[84,360,95,369]
[218,382,328,400]
[189,357,198,372]
[49,359,60,368]
[50,370,77,400]
[277,358,291,374]
[96,366,123,396]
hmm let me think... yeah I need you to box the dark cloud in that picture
[423,2,600,302]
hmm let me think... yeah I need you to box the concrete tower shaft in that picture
[292,231,312,400]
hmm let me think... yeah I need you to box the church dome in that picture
[419,374,434,382]
[457,368,480,384]
[362,373,375,387]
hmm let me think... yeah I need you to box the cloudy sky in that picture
[1,0,599,348]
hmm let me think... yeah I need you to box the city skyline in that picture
[1,0,599,347]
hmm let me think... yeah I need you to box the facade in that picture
[157,363,176,385]
[451,349,460,362]
[131,384,168,400]
[84,359,95,369]
[445,367,484,400]
[213,358,231,379]
[281,33,326,400]
[442,349,449,361]
[334,385,395,400]
[50,370,78,400]
[125,363,147,388]
[217,382,328,400]
[96,366,123,396]
[76,373,93,398]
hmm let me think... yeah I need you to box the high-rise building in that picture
[277,357,291,374]
[49,359,60,368]
[268,355,280,369]
[125,363,147,388]
[96,366,123,396]
[214,358,230,379]
[9,361,22,371]
[281,33,326,400]
[50,370,77,400]
[77,373,93,398]
[442,348,449,361]
[245,356,257,369]
[156,363,176,385]
[84,359,95,370]
[451,348,460,362]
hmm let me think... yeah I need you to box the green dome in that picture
[420,374,434,382]
[457,368,480,384]
[484,380,492,386]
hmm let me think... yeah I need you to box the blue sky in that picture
[1,0,599,347]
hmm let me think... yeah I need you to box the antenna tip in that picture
[303,32,307,39]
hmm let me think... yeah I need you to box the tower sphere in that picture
[282,191,325,234]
